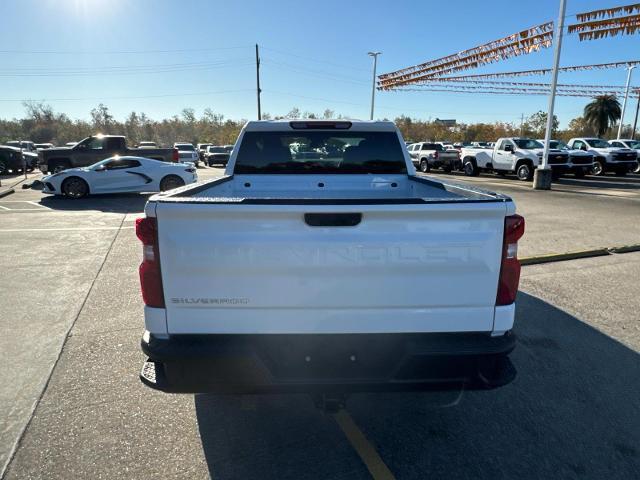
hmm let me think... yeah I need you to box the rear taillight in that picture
[496,214,525,306]
[172,149,179,162]
[136,217,165,308]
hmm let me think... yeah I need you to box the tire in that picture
[0,160,9,175]
[463,159,478,176]
[516,163,533,181]
[574,169,586,178]
[592,159,605,176]
[419,159,430,173]
[634,162,640,174]
[51,160,70,174]
[160,175,185,192]
[61,176,89,199]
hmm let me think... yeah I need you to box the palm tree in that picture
[583,95,621,137]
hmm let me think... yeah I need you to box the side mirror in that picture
[503,144,513,152]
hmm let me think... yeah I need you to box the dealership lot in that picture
[1,168,639,479]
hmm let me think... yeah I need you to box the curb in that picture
[0,187,15,198]
[608,244,640,254]
[521,244,640,266]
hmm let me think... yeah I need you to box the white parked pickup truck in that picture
[460,137,570,180]
[537,139,595,178]
[137,120,524,399]
[567,137,638,176]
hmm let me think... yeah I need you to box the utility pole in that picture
[368,51,381,120]
[632,90,639,140]
[534,0,566,190]
[520,113,524,137]
[618,65,635,139]
[255,44,262,120]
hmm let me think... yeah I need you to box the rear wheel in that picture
[592,159,605,176]
[61,176,89,199]
[634,162,640,174]
[160,175,185,191]
[463,159,478,176]
[516,163,533,181]
[419,159,430,173]
[0,159,8,175]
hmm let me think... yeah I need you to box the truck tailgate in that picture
[155,201,508,334]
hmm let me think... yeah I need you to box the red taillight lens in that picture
[136,217,165,308]
[496,214,525,306]
[172,149,179,162]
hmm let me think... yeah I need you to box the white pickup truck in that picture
[137,120,524,400]
[567,138,638,176]
[460,137,569,180]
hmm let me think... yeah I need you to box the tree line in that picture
[0,96,633,148]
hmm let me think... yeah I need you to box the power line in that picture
[260,45,370,72]
[0,89,255,103]
[0,60,254,77]
[260,58,369,85]
[0,46,253,55]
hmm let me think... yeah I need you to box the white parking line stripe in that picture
[26,201,50,208]
[0,205,10,210]
[0,226,134,232]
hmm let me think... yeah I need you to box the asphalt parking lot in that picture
[1,168,639,479]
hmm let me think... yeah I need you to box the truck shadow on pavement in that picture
[194,292,639,480]
[38,193,150,213]
[556,174,640,190]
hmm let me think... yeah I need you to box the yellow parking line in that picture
[333,410,396,480]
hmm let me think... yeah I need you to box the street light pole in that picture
[368,52,381,120]
[632,90,639,140]
[617,65,635,139]
[534,0,566,190]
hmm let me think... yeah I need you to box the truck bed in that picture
[152,174,509,203]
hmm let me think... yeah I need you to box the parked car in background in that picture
[173,142,199,167]
[41,156,197,199]
[407,142,461,173]
[3,141,38,171]
[34,143,54,150]
[39,135,179,174]
[5,140,37,153]
[0,146,27,174]
[138,119,523,396]
[472,141,490,148]
[197,143,213,163]
[204,145,231,166]
[608,139,640,173]
[460,137,569,180]
[567,138,637,176]
[138,141,158,148]
[537,139,594,178]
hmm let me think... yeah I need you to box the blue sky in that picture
[0,0,638,127]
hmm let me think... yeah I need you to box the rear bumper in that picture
[140,331,516,394]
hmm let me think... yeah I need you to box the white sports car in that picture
[41,156,198,199]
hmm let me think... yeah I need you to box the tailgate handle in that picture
[304,213,362,227]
